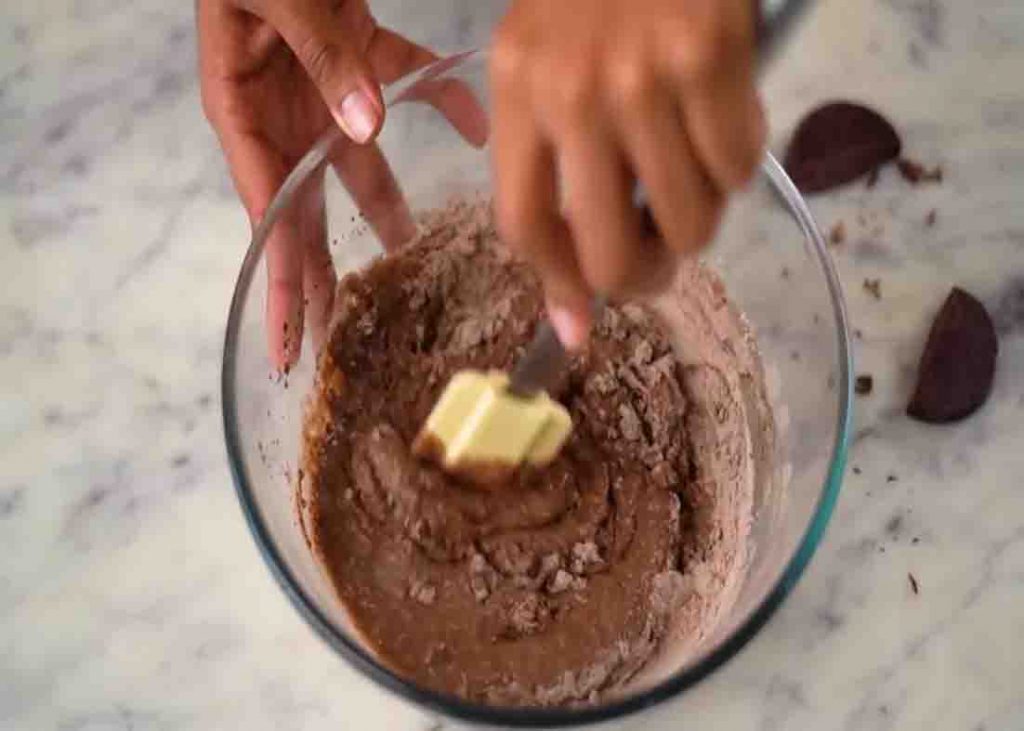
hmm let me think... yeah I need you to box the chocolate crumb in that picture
[852,466,862,475]
[780,267,791,280]
[897,158,943,185]
[863,278,882,300]
[908,572,919,595]
[854,328,864,340]
[410,580,437,606]
[912,536,920,545]
[925,209,937,227]
[886,514,903,536]
[887,473,898,483]
[829,221,846,247]
[855,375,874,396]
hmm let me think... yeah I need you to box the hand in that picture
[490,0,764,348]
[198,0,487,368]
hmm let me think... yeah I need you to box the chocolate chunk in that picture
[855,375,873,396]
[784,102,902,194]
[907,288,998,423]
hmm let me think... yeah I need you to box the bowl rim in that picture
[221,51,853,728]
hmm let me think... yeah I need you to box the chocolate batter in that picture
[299,200,769,706]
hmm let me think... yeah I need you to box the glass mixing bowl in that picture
[222,50,852,727]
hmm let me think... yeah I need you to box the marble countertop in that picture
[2,0,1022,728]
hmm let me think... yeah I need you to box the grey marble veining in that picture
[2,0,1023,728]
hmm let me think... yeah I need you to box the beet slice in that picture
[907,288,998,423]
[784,102,902,194]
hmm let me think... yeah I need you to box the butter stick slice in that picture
[414,370,572,484]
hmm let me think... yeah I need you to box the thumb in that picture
[265,2,384,144]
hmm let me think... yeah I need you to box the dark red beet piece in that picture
[784,102,902,194]
[907,288,998,423]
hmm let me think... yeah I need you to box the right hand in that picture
[198,0,487,368]
[489,0,764,348]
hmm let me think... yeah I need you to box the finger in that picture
[216,124,305,369]
[265,208,307,371]
[661,11,763,190]
[295,178,336,354]
[261,0,384,144]
[395,76,489,148]
[557,120,650,299]
[612,74,723,262]
[368,29,488,147]
[491,51,591,348]
[328,140,415,252]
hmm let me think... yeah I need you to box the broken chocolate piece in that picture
[855,375,873,396]
[784,101,902,194]
[907,287,998,423]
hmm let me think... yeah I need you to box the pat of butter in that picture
[419,370,572,469]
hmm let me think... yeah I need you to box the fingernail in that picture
[337,90,377,144]
[548,305,588,351]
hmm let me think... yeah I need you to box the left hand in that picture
[198,0,487,368]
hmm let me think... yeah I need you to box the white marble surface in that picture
[2,0,1023,728]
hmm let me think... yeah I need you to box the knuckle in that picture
[545,67,598,120]
[490,24,530,87]
[605,55,656,111]
[296,35,337,84]
[667,41,716,83]
[665,12,731,82]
